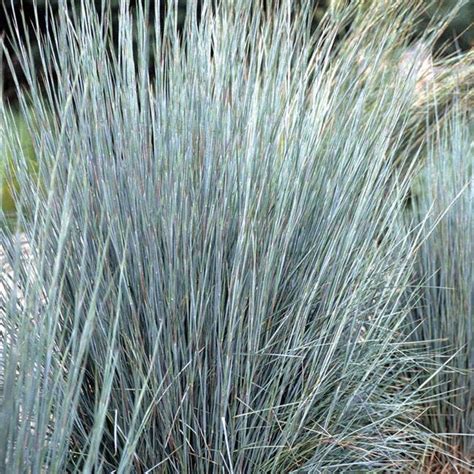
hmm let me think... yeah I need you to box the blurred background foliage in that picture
[0,111,34,218]
[1,0,473,217]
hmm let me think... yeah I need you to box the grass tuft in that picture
[0,1,472,471]
[406,104,473,471]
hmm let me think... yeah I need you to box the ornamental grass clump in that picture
[0,1,470,471]
[406,106,473,471]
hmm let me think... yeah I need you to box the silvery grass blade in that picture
[406,102,473,471]
[0,0,468,471]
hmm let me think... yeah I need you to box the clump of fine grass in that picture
[0,1,470,471]
[406,104,473,471]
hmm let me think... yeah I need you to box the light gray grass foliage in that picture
[0,1,468,472]
[406,106,473,469]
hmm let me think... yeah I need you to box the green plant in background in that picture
[0,0,472,472]
[332,0,474,52]
[406,107,473,470]
[425,0,474,53]
[0,110,36,219]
